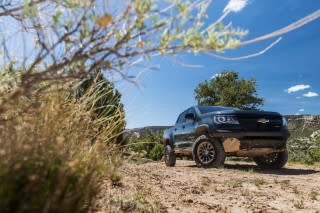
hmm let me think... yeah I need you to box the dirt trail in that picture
[95,160,320,213]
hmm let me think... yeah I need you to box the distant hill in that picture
[285,115,320,130]
[125,126,171,137]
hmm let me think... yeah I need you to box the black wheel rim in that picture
[197,141,215,164]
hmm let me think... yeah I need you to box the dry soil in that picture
[95,160,320,213]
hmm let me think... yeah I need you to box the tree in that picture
[194,71,264,110]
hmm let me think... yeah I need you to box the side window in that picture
[185,108,196,123]
[176,111,186,124]
[188,108,196,116]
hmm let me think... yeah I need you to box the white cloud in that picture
[303,91,319,98]
[286,84,310,93]
[299,109,304,112]
[224,0,248,13]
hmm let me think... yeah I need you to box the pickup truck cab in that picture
[163,106,290,168]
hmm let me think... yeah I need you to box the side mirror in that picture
[185,113,195,121]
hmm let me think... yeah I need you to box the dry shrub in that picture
[0,82,124,213]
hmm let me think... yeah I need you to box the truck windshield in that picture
[198,106,238,114]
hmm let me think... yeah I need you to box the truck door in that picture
[180,108,197,146]
[173,108,196,149]
[172,110,187,147]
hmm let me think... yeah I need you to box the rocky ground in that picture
[94,160,320,213]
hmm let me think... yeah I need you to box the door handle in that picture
[182,125,185,129]
[174,128,177,131]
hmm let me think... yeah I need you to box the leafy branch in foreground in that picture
[0,0,246,107]
[0,0,247,112]
[1,0,318,112]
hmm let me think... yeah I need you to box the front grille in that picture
[237,115,282,132]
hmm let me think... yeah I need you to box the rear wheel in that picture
[193,137,225,168]
[253,149,288,169]
[164,145,176,167]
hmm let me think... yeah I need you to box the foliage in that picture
[127,129,164,160]
[194,71,264,109]
[288,129,320,164]
[0,66,21,94]
[0,83,123,212]
[149,143,165,161]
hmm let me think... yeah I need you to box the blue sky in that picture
[117,0,320,128]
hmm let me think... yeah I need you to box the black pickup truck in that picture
[163,106,290,169]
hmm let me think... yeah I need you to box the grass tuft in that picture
[0,81,125,212]
[293,199,304,209]
[310,191,319,201]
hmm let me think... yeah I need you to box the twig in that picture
[168,56,204,68]
[206,37,282,60]
[239,9,320,46]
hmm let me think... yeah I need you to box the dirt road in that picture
[95,160,320,213]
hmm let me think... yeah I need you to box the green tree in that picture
[194,71,264,110]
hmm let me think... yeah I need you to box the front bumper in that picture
[210,130,290,150]
[211,129,290,138]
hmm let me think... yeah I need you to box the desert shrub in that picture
[0,82,124,212]
[126,130,164,160]
[149,143,164,161]
[287,129,320,164]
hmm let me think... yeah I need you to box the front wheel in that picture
[164,145,176,167]
[193,137,225,168]
[253,149,288,169]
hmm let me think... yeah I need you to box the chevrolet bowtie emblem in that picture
[258,118,269,124]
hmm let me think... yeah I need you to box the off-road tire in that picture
[164,145,176,167]
[193,136,225,168]
[253,149,288,169]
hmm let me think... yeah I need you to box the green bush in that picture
[308,136,320,163]
[127,130,164,160]
[149,143,164,161]
[287,129,320,164]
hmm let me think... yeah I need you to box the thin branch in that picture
[0,0,45,17]
[206,37,282,60]
[239,9,320,47]
[202,10,230,34]
[168,56,204,68]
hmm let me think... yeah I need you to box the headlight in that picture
[213,115,239,125]
[282,117,288,128]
